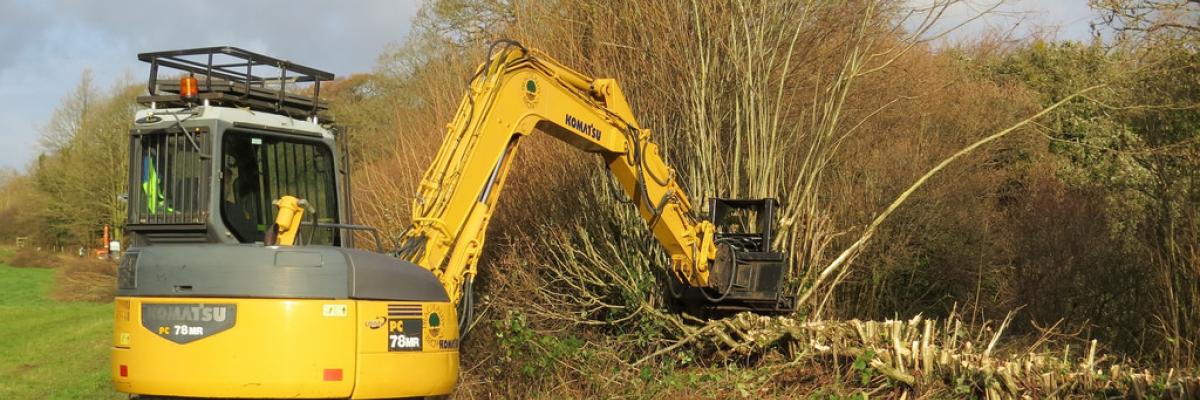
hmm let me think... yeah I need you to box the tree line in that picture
[0,73,137,252]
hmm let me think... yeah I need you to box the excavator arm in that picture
[395,41,792,316]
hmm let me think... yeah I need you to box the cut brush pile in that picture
[664,312,1200,398]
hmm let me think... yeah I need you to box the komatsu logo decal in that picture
[565,114,602,141]
[142,303,237,344]
[145,304,229,322]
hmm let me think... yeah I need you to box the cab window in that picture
[130,129,209,224]
[220,131,338,244]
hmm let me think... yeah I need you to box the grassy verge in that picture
[0,258,120,399]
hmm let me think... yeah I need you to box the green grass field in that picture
[0,253,121,399]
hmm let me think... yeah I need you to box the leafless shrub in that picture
[51,256,116,302]
[8,248,59,269]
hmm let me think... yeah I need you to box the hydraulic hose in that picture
[458,278,475,337]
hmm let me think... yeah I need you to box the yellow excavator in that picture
[113,41,791,399]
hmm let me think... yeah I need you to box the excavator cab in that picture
[113,47,458,400]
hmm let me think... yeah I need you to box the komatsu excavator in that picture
[113,42,791,399]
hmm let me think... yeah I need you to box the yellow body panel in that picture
[113,297,459,399]
[352,301,460,398]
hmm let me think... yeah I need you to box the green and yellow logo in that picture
[429,312,441,337]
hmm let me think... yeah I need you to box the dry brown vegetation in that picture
[8,248,60,269]
[323,0,1200,397]
[50,257,117,302]
[3,247,117,302]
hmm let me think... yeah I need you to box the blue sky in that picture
[0,0,1097,171]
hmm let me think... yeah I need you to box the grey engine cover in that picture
[118,244,449,302]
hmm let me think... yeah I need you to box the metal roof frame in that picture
[138,46,335,119]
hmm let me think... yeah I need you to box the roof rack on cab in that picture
[137,46,336,122]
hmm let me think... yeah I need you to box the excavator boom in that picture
[396,40,794,315]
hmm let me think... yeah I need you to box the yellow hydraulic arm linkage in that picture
[394,40,793,319]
